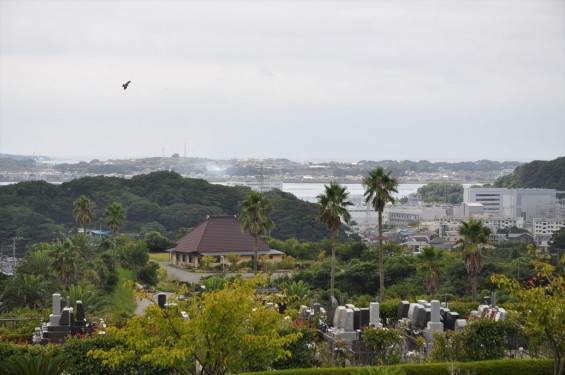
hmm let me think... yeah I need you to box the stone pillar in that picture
[369,302,381,327]
[53,293,62,315]
[50,293,62,325]
[334,306,346,328]
[326,295,338,327]
[343,308,354,331]
[426,300,444,332]
[158,293,167,308]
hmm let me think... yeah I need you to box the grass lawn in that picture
[149,252,169,263]
[108,266,138,319]
[157,280,181,293]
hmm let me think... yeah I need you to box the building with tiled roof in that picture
[168,215,284,269]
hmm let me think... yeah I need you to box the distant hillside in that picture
[0,171,332,252]
[494,157,565,190]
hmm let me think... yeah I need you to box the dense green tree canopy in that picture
[494,156,565,190]
[417,182,463,204]
[0,172,335,252]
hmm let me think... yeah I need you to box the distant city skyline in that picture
[0,151,541,164]
[1,1,564,162]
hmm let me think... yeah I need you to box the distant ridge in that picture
[494,157,565,190]
[0,153,50,161]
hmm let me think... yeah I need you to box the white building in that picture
[384,208,421,227]
[347,204,448,232]
[452,202,485,217]
[463,187,557,224]
[439,216,525,239]
[532,218,565,243]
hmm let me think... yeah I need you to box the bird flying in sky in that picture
[122,81,131,90]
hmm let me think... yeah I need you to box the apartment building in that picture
[463,187,556,224]
[532,218,565,243]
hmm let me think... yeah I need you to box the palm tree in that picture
[0,353,69,375]
[73,195,96,236]
[316,182,352,297]
[19,248,54,282]
[281,280,311,302]
[105,202,126,251]
[1,274,51,310]
[49,239,80,288]
[457,218,491,301]
[416,247,444,299]
[363,167,399,302]
[239,191,273,275]
[66,284,110,316]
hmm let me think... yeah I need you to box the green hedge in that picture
[244,359,553,375]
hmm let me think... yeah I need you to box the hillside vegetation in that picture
[0,171,332,251]
[494,156,565,190]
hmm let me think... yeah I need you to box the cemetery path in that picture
[159,262,215,283]
[135,292,173,316]
[159,262,292,283]
[135,264,293,315]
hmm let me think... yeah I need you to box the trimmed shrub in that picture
[244,359,553,375]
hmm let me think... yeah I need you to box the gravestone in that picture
[158,293,167,308]
[326,295,338,327]
[398,300,410,319]
[50,293,62,326]
[455,319,467,332]
[411,304,423,325]
[415,306,430,329]
[407,303,419,321]
[445,311,460,331]
[342,308,354,331]
[369,302,381,327]
[334,306,346,328]
[353,308,361,330]
[426,300,444,332]
[360,308,370,328]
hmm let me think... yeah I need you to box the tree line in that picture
[0,171,333,253]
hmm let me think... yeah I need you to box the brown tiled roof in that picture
[172,215,271,254]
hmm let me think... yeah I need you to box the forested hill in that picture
[0,171,332,252]
[494,157,565,190]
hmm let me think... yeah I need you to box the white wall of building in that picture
[464,187,556,224]
[533,218,565,243]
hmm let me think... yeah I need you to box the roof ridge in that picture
[195,218,210,250]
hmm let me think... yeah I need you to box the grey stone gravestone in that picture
[334,306,346,328]
[370,302,381,327]
[426,300,443,332]
[326,295,338,326]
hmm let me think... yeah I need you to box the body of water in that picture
[282,183,424,203]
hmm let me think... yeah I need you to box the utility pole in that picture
[12,236,23,270]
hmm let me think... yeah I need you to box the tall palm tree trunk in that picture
[331,231,336,297]
[254,237,258,275]
[378,210,385,302]
[471,272,477,302]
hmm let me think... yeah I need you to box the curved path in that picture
[159,262,291,283]
[135,264,291,315]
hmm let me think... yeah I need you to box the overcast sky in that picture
[1,1,564,163]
